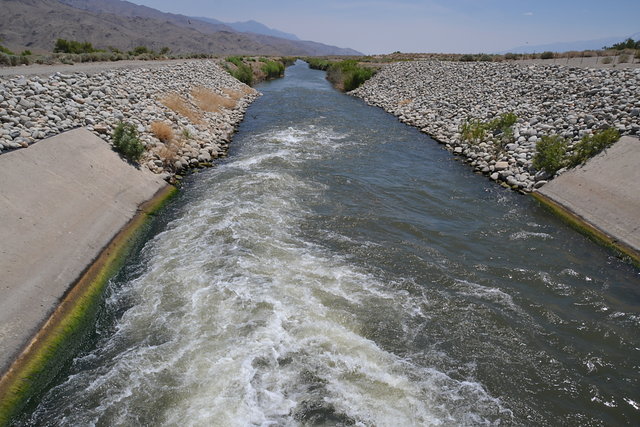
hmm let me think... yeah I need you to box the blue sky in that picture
[134,0,640,54]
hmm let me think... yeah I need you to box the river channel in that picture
[20,61,640,426]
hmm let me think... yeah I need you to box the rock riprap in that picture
[351,61,640,192]
[0,60,259,179]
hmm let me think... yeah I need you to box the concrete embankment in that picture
[351,61,640,192]
[534,136,640,264]
[0,129,174,423]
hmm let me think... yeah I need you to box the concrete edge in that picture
[0,184,177,426]
[531,191,640,268]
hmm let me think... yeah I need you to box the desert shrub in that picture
[461,113,517,152]
[128,46,154,56]
[540,51,554,59]
[504,53,520,60]
[159,46,171,55]
[150,121,174,142]
[604,38,640,50]
[0,44,14,55]
[160,93,202,124]
[20,50,32,56]
[112,122,145,162]
[568,128,620,167]
[191,87,236,113]
[533,135,568,174]
[225,56,253,85]
[326,59,375,91]
[618,54,629,63]
[54,38,98,54]
[478,54,493,62]
[459,54,475,62]
[261,60,285,79]
[305,58,331,70]
[601,57,613,64]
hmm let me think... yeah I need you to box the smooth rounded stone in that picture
[534,180,547,189]
[494,161,509,171]
[490,172,499,181]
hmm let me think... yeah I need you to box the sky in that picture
[133,0,640,54]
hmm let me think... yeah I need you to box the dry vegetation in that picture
[160,92,202,124]
[191,86,236,113]
[150,121,174,142]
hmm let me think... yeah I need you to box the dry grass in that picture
[222,88,243,101]
[191,86,237,113]
[160,93,202,124]
[398,99,413,106]
[150,121,174,142]
[154,138,186,168]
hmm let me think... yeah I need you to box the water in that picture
[21,61,640,426]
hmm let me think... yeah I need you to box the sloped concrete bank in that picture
[534,136,640,265]
[0,129,176,424]
[351,61,640,192]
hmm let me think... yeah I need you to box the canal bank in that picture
[0,128,175,424]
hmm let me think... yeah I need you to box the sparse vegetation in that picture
[533,129,621,175]
[260,59,285,79]
[533,135,569,175]
[460,113,518,153]
[618,54,630,63]
[160,92,202,124]
[603,38,640,50]
[540,51,554,59]
[191,87,237,113]
[601,57,613,64]
[128,46,154,56]
[20,50,32,56]
[326,59,376,91]
[568,128,620,167]
[54,38,99,54]
[112,122,145,162]
[0,44,15,55]
[225,56,254,85]
[150,121,174,142]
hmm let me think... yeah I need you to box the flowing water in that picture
[21,61,640,426]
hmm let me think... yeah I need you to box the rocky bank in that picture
[0,60,260,180]
[351,61,640,192]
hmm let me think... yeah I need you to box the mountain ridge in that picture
[0,0,361,56]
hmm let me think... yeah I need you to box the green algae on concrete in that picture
[532,192,640,268]
[0,185,177,426]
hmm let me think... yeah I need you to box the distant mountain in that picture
[195,17,300,41]
[0,0,360,56]
[504,33,640,53]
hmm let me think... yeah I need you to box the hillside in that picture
[0,0,361,56]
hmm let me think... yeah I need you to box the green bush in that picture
[568,128,620,167]
[128,46,154,56]
[533,135,569,175]
[327,59,375,91]
[54,38,98,54]
[461,113,518,152]
[261,60,285,79]
[459,54,475,62]
[305,58,331,70]
[478,54,493,62]
[540,51,554,59]
[0,44,14,55]
[112,122,145,162]
[20,50,32,56]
